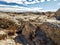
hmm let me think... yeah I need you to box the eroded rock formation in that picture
[0,9,60,45]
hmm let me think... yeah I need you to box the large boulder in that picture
[56,9,60,16]
[55,9,60,20]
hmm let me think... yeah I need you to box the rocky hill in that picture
[55,9,60,20]
[0,9,60,45]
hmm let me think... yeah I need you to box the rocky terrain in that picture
[0,9,60,45]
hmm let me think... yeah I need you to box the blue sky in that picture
[0,0,60,12]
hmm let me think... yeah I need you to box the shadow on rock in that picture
[33,26,57,45]
[14,34,27,45]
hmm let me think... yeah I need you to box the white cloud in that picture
[41,0,45,2]
[1,0,38,4]
[0,0,58,12]
[23,0,36,4]
[0,5,44,12]
[0,4,9,6]
[0,4,21,8]
[47,0,50,1]
[0,0,46,4]
[3,0,23,4]
[0,5,57,12]
[0,0,57,5]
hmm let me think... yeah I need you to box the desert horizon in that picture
[0,0,60,45]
